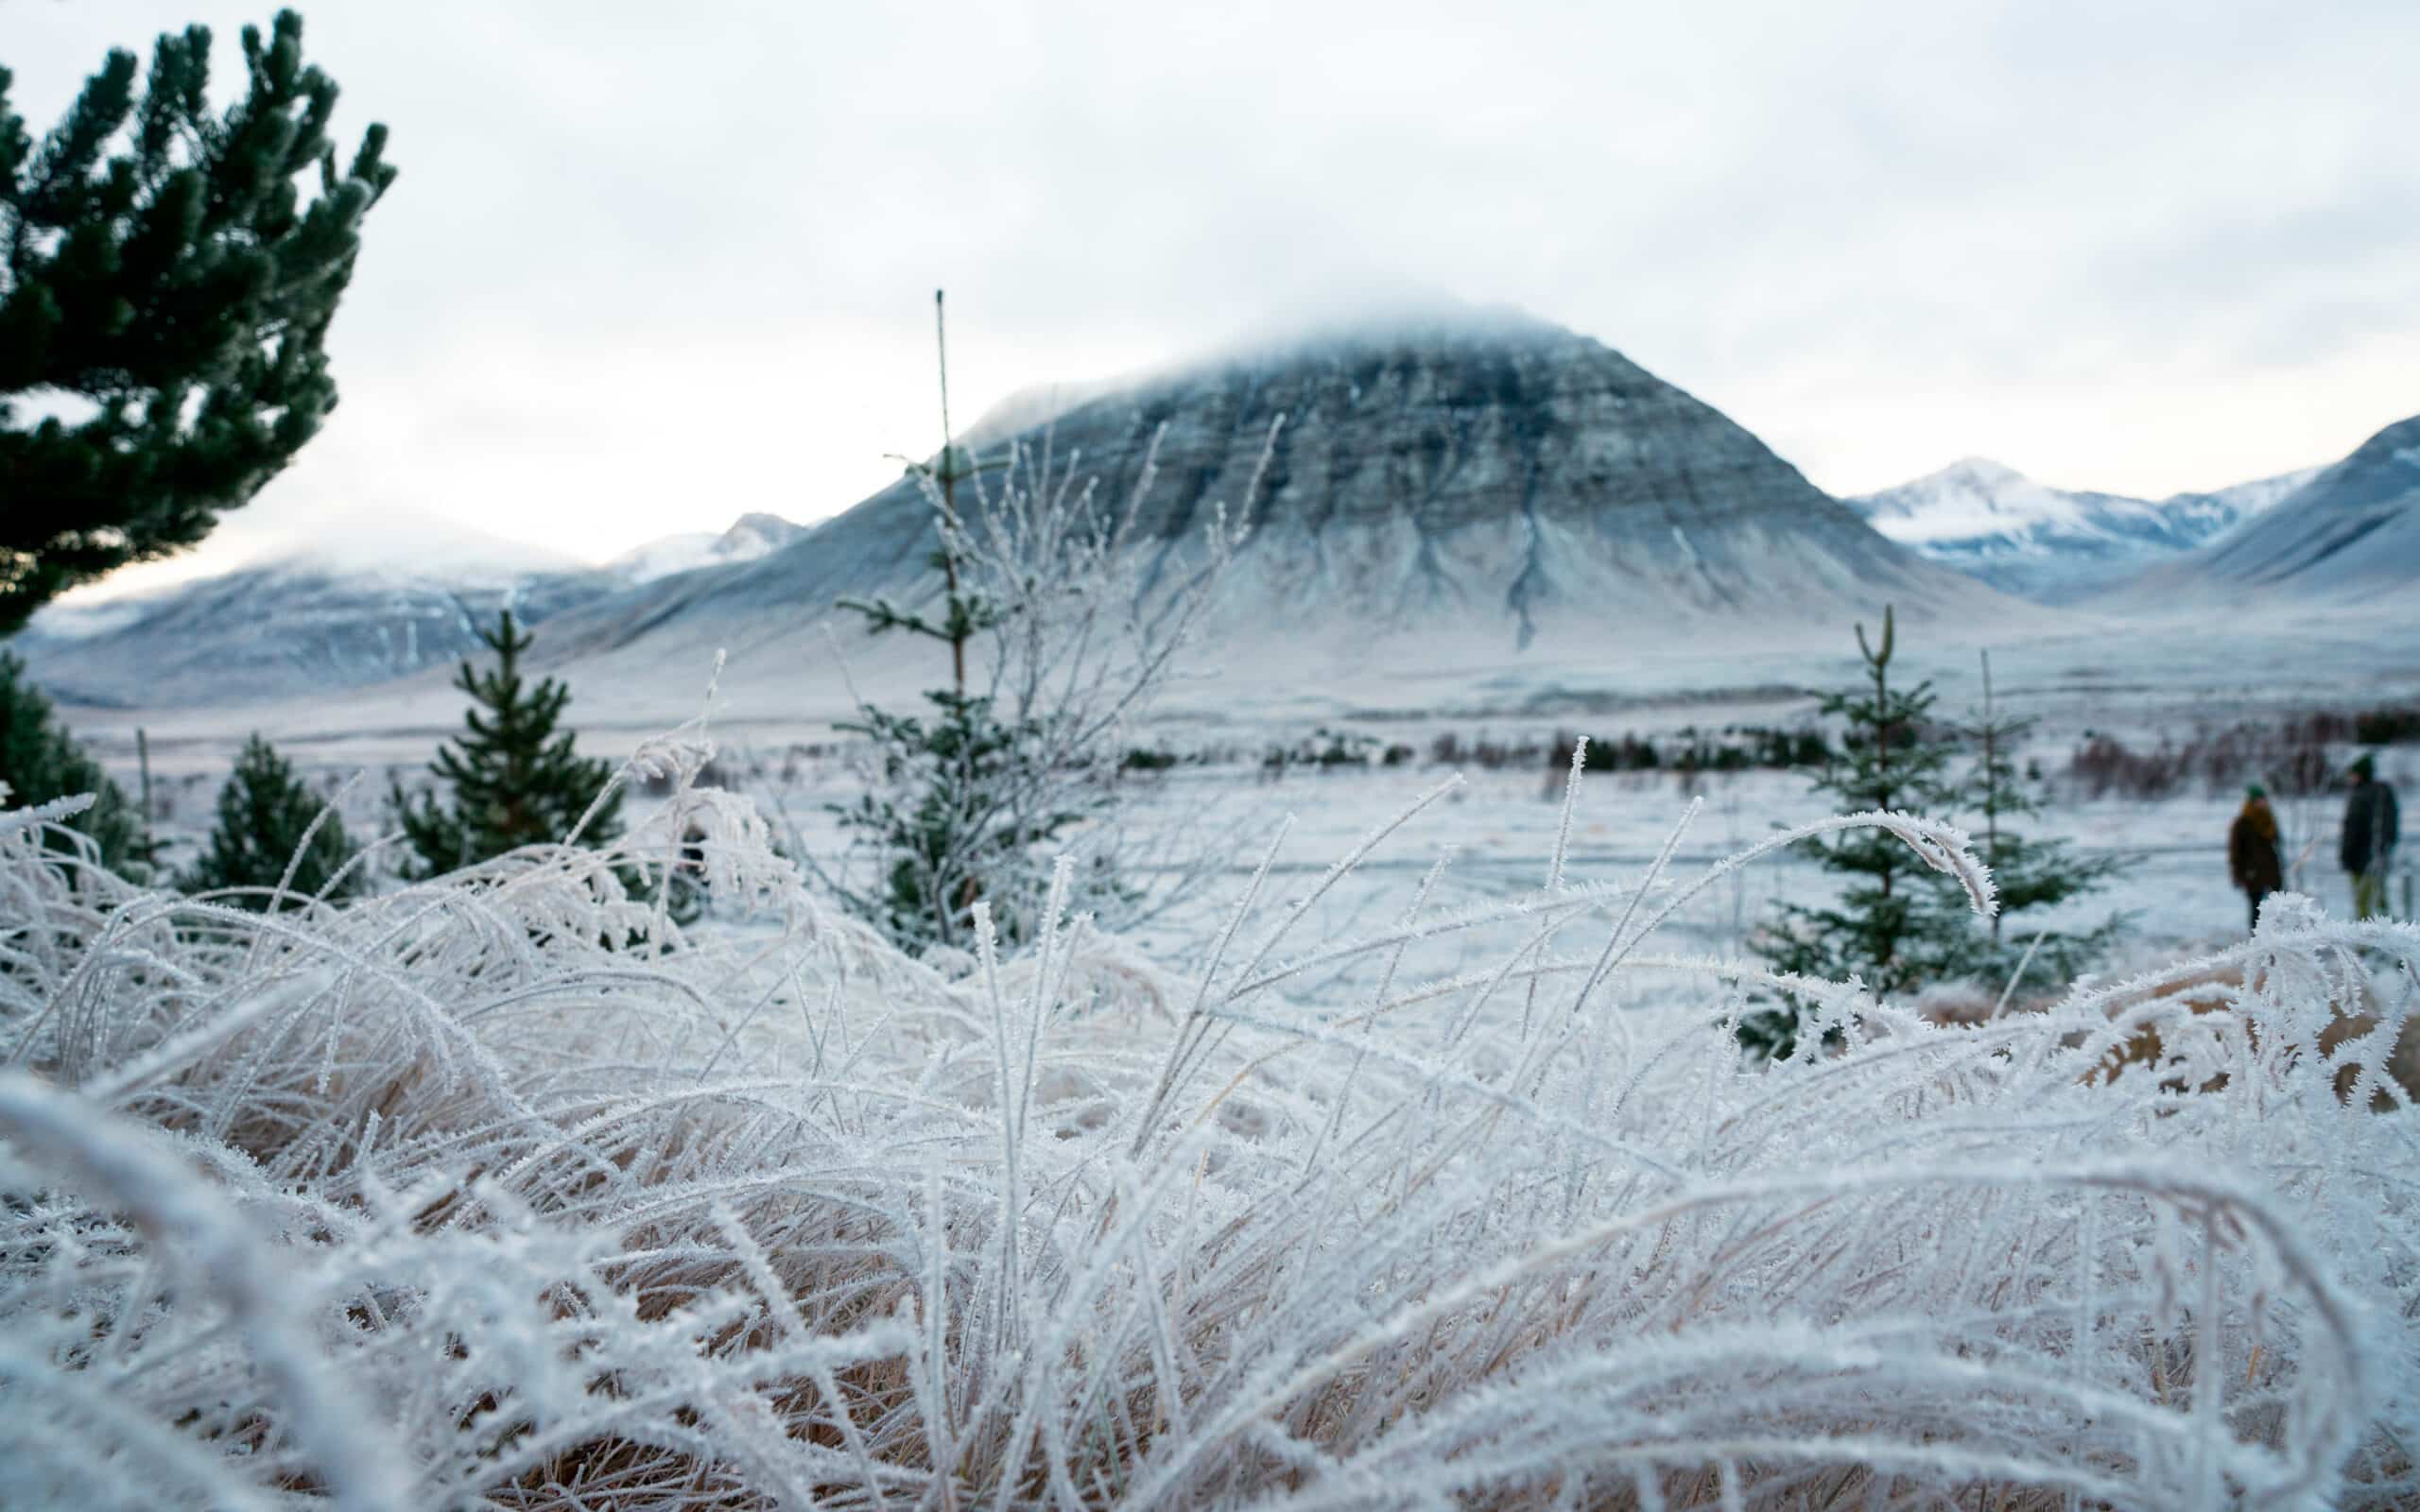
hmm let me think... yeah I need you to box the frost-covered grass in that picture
[2,739,2416,1510]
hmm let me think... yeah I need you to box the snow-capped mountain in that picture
[527,306,2008,716]
[11,510,823,708]
[2122,413,2420,607]
[607,512,809,584]
[11,524,625,709]
[1847,458,2321,601]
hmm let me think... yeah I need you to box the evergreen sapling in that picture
[828,289,1274,954]
[0,651,143,873]
[829,291,1091,953]
[391,610,621,878]
[1749,606,1966,1055]
[1928,649,2127,995]
[183,731,358,907]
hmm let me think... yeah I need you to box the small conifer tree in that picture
[391,610,620,877]
[1926,649,2125,991]
[182,732,357,907]
[830,292,1086,952]
[0,651,142,872]
[1750,606,1962,1055]
[827,290,1270,954]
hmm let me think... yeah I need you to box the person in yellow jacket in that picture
[2228,782,2284,934]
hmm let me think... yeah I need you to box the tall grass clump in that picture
[2,732,2415,1509]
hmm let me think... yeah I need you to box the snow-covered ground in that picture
[14,596,2420,1510]
[738,755,2412,984]
[10,733,2416,1509]
[95,594,2420,995]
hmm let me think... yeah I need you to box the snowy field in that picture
[102,715,2417,979]
[8,736,2417,1509]
[93,623,2420,976]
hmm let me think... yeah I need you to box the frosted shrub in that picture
[828,334,1283,954]
[1,750,2414,1509]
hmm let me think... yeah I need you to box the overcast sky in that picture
[11,0,2418,593]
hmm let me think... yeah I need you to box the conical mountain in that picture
[541,307,2003,703]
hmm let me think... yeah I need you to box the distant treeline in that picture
[1118,722,1833,778]
[705,702,2416,803]
[2064,704,2420,801]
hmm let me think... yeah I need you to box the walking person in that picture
[2341,754,2401,919]
[2229,782,2283,933]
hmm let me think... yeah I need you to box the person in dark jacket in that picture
[2229,782,2284,933]
[2341,754,2400,919]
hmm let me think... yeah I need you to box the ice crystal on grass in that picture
[0,763,2414,1509]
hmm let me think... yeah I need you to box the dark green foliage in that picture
[391,611,620,878]
[833,690,1106,951]
[1546,726,1828,780]
[1927,652,2126,992]
[182,730,356,906]
[829,361,1029,951]
[0,650,141,869]
[829,291,1133,954]
[1749,608,1962,1057]
[1750,627,2130,1057]
[1261,728,1381,774]
[0,10,397,632]
[2355,706,2420,746]
[831,474,1117,950]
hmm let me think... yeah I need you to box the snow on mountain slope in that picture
[1849,458,2322,601]
[2196,466,2326,521]
[13,547,622,710]
[607,512,808,583]
[261,508,596,588]
[11,510,818,708]
[1854,457,2116,544]
[2120,413,2420,608]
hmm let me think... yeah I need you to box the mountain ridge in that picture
[2117,413,2420,607]
[1848,458,2321,601]
[10,509,807,708]
[18,308,2043,714]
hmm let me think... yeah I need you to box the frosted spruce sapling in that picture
[1929,648,2125,993]
[828,289,1279,954]
[830,289,1093,953]
[1749,606,1963,1055]
[0,651,142,871]
[391,610,621,878]
[0,10,397,633]
[183,731,358,907]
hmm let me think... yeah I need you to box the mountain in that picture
[607,512,809,584]
[2123,414,2420,606]
[11,510,826,709]
[531,307,2005,713]
[11,527,623,709]
[1847,458,2321,601]
[9,311,2026,720]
